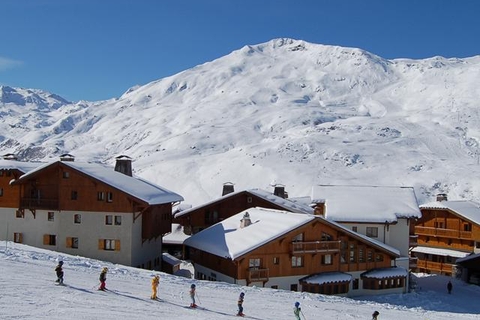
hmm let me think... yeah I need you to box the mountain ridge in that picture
[1,38,480,206]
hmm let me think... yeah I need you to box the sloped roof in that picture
[12,160,183,205]
[300,272,352,285]
[184,207,400,260]
[361,267,408,279]
[311,185,421,223]
[175,188,313,218]
[456,253,480,264]
[0,159,43,173]
[420,200,480,225]
[411,246,470,258]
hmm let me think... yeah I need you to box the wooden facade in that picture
[187,213,398,295]
[414,202,480,276]
[0,168,26,208]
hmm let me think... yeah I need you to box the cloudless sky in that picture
[1,0,479,102]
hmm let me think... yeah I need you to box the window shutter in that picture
[43,234,50,245]
[66,237,72,248]
[98,239,105,250]
[115,240,121,251]
[19,233,23,243]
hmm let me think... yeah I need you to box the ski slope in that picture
[1,241,479,320]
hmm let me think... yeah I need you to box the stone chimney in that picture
[60,153,75,162]
[240,212,252,228]
[273,184,287,199]
[312,201,326,217]
[436,193,448,202]
[222,182,235,196]
[114,155,133,176]
[3,153,18,161]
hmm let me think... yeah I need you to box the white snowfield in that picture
[1,241,479,320]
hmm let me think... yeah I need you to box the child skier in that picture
[189,283,197,308]
[98,267,108,291]
[151,275,160,299]
[237,292,245,316]
[293,301,301,320]
[372,310,380,320]
[55,261,64,284]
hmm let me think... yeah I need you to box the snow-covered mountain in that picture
[2,241,480,320]
[2,38,480,206]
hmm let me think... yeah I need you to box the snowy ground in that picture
[1,241,479,320]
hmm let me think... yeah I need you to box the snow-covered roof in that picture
[0,159,43,173]
[175,188,313,218]
[163,224,190,245]
[411,246,470,258]
[361,267,408,279]
[12,160,183,205]
[162,253,181,266]
[184,207,400,260]
[300,272,352,285]
[420,200,480,225]
[184,207,315,259]
[311,185,421,223]
[455,253,480,264]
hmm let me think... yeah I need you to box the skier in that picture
[189,283,197,308]
[98,267,108,291]
[55,261,64,284]
[372,310,380,320]
[293,301,301,320]
[151,275,160,299]
[447,280,453,294]
[237,292,245,316]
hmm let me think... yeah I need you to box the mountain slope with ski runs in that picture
[2,38,480,206]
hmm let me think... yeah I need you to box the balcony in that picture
[247,268,269,284]
[409,257,418,269]
[291,240,341,254]
[415,226,472,240]
[20,198,59,210]
[416,259,454,275]
[409,235,418,247]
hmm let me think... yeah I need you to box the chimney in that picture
[3,153,18,161]
[273,184,287,199]
[240,212,252,228]
[222,182,235,196]
[436,193,448,202]
[312,201,326,216]
[60,154,75,162]
[114,155,133,176]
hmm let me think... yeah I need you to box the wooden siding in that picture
[142,204,173,240]
[0,169,24,208]
[176,191,303,234]
[188,217,395,282]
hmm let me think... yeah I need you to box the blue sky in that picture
[1,0,479,102]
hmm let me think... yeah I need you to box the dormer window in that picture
[63,171,70,179]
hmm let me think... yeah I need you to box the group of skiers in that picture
[54,261,381,319]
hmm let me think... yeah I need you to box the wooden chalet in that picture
[1,154,183,269]
[413,194,480,276]
[184,207,407,297]
[174,185,313,235]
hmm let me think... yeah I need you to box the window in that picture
[71,190,78,200]
[352,226,357,232]
[353,278,359,290]
[366,227,378,238]
[349,243,357,263]
[43,234,56,246]
[322,254,332,265]
[273,257,280,265]
[247,197,253,203]
[66,237,79,249]
[290,284,298,291]
[74,214,81,224]
[16,210,24,219]
[321,232,333,241]
[291,256,303,267]
[292,233,303,242]
[0,188,3,197]
[105,215,113,225]
[100,239,120,251]
[107,192,113,202]
[375,253,384,262]
[14,232,23,243]
[358,247,365,262]
[464,223,472,232]
[249,258,261,269]
[97,192,105,201]
[476,242,480,249]
[367,250,373,262]
[434,221,444,229]
[63,171,69,178]
[114,215,122,226]
[48,212,54,221]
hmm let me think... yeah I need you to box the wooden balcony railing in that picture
[409,257,418,268]
[415,226,472,239]
[291,240,341,254]
[247,268,269,284]
[409,235,418,247]
[416,259,454,274]
[20,198,59,210]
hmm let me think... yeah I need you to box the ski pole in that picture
[301,310,307,320]
[195,292,201,304]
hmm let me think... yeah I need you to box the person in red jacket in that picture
[98,267,108,291]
